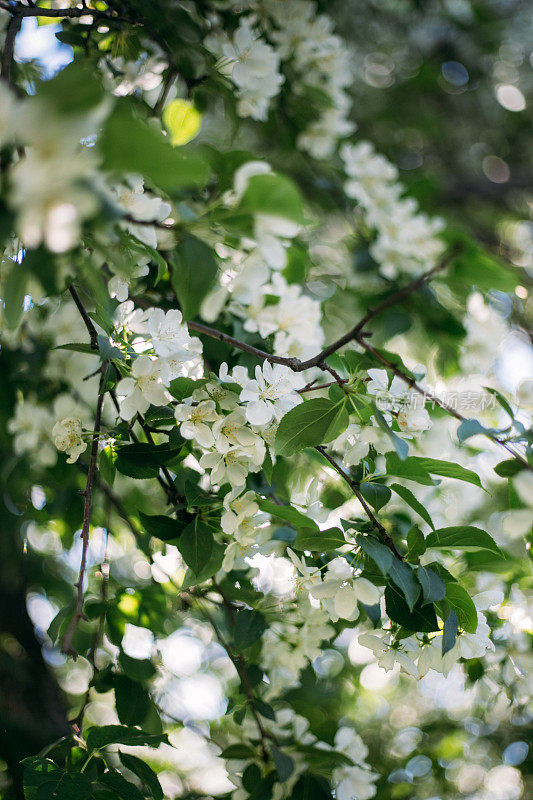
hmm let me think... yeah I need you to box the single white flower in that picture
[116,356,168,420]
[52,417,87,463]
[239,362,305,426]
[147,308,195,358]
[199,447,257,487]
[310,557,380,621]
[221,488,260,535]
[175,399,218,447]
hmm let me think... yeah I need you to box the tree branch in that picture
[69,285,99,351]
[0,11,22,84]
[355,334,532,470]
[315,445,403,559]
[61,367,106,657]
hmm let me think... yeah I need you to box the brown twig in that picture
[62,367,106,657]
[0,1,135,24]
[315,445,403,559]
[69,285,99,351]
[354,334,532,470]
[1,11,22,84]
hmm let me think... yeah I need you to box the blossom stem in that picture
[61,367,106,657]
[354,334,532,470]
[315,445,403,560]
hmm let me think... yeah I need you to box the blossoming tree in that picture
[0,2,531,800]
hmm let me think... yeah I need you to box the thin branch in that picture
[0,1,135,24]
[299,379,348,393]
[62,367,106,657]
[315,445,403,559]
[209,582,276,758]
[69,285,99,351]
[185,249,456,375]
[153,67,178,117]
[187,320,301,368]
[1,11,22,84]
[354,334,532,470]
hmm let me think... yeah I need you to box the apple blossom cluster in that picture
[358,593,498,681]
[341,141,446,278]
[204,1,354,157]
[8,393,91,467]
[175,361,304,490]
[206,17,284,122]
[262,0,355,158]
[114,305,203,419]
[225,713,378,800]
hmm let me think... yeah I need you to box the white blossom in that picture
[239,362,305,426]
[116,356,168,420]
[52,417,87,464]
[175,399,218,447]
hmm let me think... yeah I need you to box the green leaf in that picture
[417,566,446,604]
[54,342,96,354]
[118,653,156,682]
[356,534,394,576]
[373,406,409,460]
[494,459,525,478]
[119,753,164,800]
[221,744,256,759]
[184,480,217,508]
[139,511,188,541]
[359,482,391,511]
[178,519,214,574]
[181,540,225,587]
[3,260,27,329]
[115,443,181,479]
[38,61,105,115]
[100,770,145,800]
[442,610,459,655]
[406,526,427,562]
[390,483,435,529]
[295,746,353,771]
[411,457,484,489]
[101,102,209,191]
[388,559,420,611]
[169,376,203,401]
[292,527,346,551]
[426,526,502,556]
[385,453,435,485]
[445,583,478,633]
[87,725,168,752]
[238,172,306,223]
[233,609,266,651]
[171,233,218,320]
[275,399,346,456]
[98,445,117,486]
[271,745,295,781]
[291,773,333,800]
[457,419,491,443]
[484,387,514,420]
[258,499,318,531]
[114,675,150,726]
[385,583,439,632]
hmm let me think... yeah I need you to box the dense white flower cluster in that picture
[115,306,203,420]
[341,141,445,277]
[359,596,497,681]
[174,360,305,491]
[263,0,355,158]
[206,17,284,121]
[332,727,379,800]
